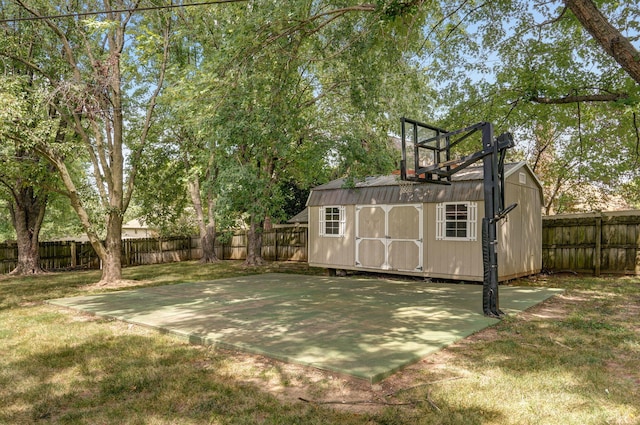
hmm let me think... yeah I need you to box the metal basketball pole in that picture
[400,119,516,317]
[481,123,502,317]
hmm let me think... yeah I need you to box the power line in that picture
[0,0,247,24]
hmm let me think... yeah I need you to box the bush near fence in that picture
[542,210,640,276]
[0,226,307,274]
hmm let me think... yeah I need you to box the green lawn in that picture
[1,262,639,424]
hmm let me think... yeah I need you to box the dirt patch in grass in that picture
[207,347,405,415]
[82,279,153,291]
[606,356,640,388]
[215,335,482,415]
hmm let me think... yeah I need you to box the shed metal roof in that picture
[307,162,537,206]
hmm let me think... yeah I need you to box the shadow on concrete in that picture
[48,274,562,383]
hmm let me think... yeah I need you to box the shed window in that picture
[320,206,345,237]
[436,202,477,241]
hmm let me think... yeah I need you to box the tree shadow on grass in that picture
[3,332,372,424]
[2,322,512,425]
[439,293,640,423]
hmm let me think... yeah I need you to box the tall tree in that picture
[2,0,171,283]
[134,16,225,262]
[134,120,221,263]
[0,76,65,274]
[177,0,434,265]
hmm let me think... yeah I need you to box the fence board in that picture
[0,243,18,274]
[542,211,640,275]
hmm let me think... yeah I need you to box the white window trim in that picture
[436,202,477,241]
[319,205,346,237]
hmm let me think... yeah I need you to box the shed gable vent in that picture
[519,172,527,185]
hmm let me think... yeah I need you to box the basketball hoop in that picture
[398,180,416,196]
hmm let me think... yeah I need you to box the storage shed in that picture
[307,161,542,282]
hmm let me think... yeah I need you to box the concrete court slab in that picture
[48,273,563,383]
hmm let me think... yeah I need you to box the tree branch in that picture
[564,0,640,85]
[421,1,488,56]
[0,177,19,205]
[535,5,567,27]
[221,3,379,77]
[529,92,629,104]
[123,15,171,212]
[0,53,51,82]
[633,112,640,167]
[36,146,106,257]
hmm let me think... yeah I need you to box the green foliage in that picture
[39,194,85,241]
[0,202,15,242]
[12,0,637,243]
[132,133,195,236]
[620,176,640,208]
[426,1,640,212]
[378,0,423,20]
[279,179,313,220]
[0,76,65,154]
[184,1,432,225]
[0,74,82,245]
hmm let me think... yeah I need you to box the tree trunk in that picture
[244,215,265,266]
[8,185,46,275]
[203,189,219,262]
[98,212,123,284]
[44,153,122,283]
[188,179,219,263]
[201,223,218,263]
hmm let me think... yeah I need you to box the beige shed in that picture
[307,161,542,282]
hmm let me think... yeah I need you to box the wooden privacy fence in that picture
[542,211,640,276]
[0,226,308,274]
[0,240,101,273]
[214,226,307,262]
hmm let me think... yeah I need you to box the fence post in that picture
[71,241,77,268]
[594,215,602,277]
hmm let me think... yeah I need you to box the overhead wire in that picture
[0,0,247,24]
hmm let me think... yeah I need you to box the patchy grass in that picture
[1,264,639,424]
[0,307,367,424]
[379,274,640,425]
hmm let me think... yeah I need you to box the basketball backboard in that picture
[400,117,449,182]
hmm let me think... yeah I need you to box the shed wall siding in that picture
[498,170,542,279]
[308,206,355,267]
[424,202,484,281]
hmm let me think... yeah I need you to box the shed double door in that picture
[355,204,423,272]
